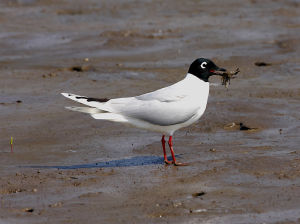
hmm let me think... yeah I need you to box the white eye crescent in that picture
[201,62,207,69]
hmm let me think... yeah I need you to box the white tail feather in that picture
[65,106,103,114]
[91,113,129,122]
[61,93,111,111]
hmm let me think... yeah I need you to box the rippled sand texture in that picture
[0,0,300,223]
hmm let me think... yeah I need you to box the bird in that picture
[61,58,228,166]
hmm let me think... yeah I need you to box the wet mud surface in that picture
[1,0,300,223]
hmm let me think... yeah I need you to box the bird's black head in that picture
[188,58,227,82]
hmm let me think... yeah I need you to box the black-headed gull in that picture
[62,58,228,166]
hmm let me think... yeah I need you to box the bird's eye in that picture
[201,62,207,69]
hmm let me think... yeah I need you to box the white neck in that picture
[185,73,209,85]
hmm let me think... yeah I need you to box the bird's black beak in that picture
[209,67,227,76]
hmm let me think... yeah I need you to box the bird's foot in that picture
[164,159,173,165]
[173,162,188,166]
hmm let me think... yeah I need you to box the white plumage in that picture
[62,73,209,135]
[62,58,228,165]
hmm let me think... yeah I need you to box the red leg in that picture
[161,135,172,164]
[168,136,188,166]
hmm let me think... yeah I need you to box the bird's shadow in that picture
[28,155,179,170]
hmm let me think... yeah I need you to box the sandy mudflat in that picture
[0,0,300,223]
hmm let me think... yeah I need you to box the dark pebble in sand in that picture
[23,208,34,213]
[16,100,22,103]
[69,65,92,72]
[192,192,206,197]
[255,62,272,66]
[239,123,251,130]
[239,123,255,131]
[70,66,84,72]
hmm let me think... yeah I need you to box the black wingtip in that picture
[75,96,110,102]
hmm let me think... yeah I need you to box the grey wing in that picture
[135,80,187,102]
[107,97,199,126]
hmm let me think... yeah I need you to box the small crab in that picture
[214,68,240,88]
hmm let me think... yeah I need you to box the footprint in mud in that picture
[192,192,206,197]
[68,65,94,72]
[255,62,272,66]
[0,100,22,105]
